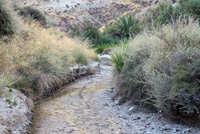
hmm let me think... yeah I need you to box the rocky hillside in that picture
[13,0,177,32]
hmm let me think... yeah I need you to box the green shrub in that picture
[18,6,47,25]
[179,0,200,20]
[116,48,150,103]
[112,33,157,105]
[69,20,116,45]
[0,0,15,37]
[143,2,183,27]
[106,15,141,39]
[93,43,120,54]
[94,44,111,54]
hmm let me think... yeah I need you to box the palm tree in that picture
[106,15,141,39]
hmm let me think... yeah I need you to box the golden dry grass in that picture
[0,20,95,98]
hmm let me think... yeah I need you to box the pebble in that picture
[133,117,141,120]
[162,127,172,132]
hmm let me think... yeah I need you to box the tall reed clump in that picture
[113,18,200,118]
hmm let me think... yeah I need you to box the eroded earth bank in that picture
[32,65,200,134]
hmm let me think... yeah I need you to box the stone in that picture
[132,116,141,120]
[128,106,139,114]
[162,127,172,132]
[183,129,191,134]
[98,54,112,66]
[103,103,109,106]
[87,62,100,74]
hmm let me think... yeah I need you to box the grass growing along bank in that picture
[0,0,96,99]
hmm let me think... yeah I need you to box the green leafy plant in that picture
[13,98,18,106]
[106,15,141,39]
[112,51,124,73]
[6,91,12,104]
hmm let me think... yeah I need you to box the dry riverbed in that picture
[32,65,200,134]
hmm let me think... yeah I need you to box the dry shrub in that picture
[114,17,200,118]
[144,18,200,117]
[0,22,95,98]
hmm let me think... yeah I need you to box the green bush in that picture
[106,15,141,39]
[0,0,15,37]
[18,6,47,25]
[69,20,116,45]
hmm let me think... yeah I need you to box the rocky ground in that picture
[32,64,200,134]
[0,62,100,134]
[0,87,33,134]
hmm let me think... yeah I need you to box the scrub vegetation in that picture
[112,0,200,119]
